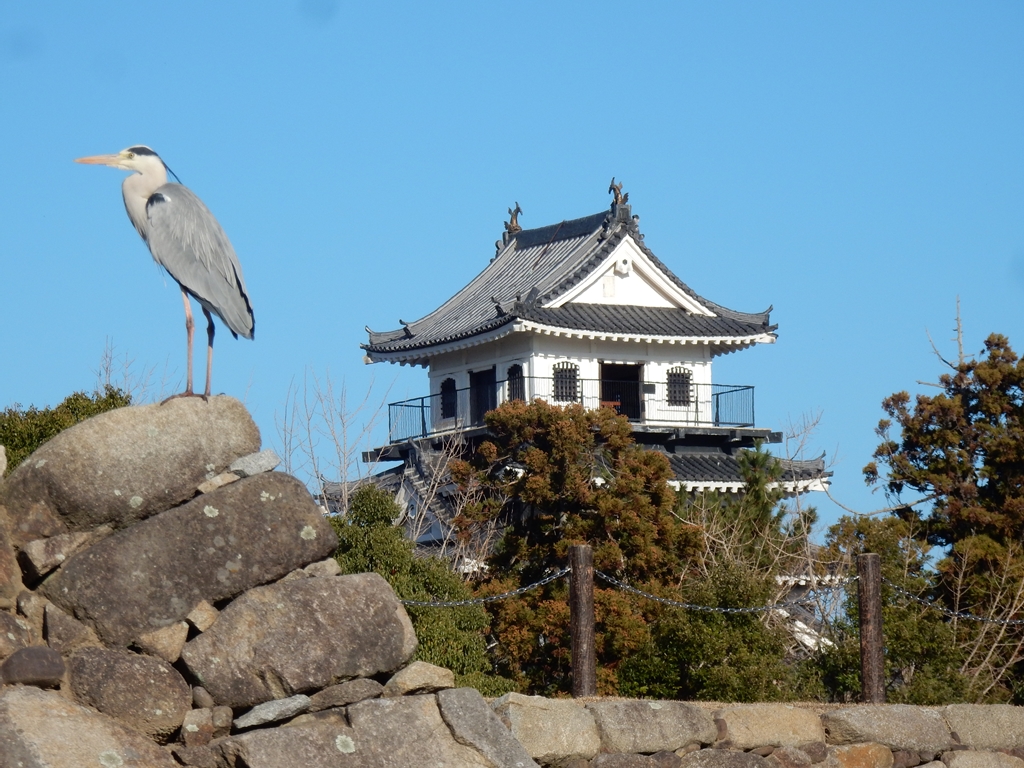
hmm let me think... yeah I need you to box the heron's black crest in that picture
[127,146,158,157]
[146,192,169,212]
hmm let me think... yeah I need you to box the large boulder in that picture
[942,704,1024,750]
[180,572,417,708]
[437,687,541,768]
[492,692,602,764]
[0,396,260,544]
[0,685,178,768]
[586,700,716,754]
[715,705,827,749]
[822,706,952,753]
[68,647,192,743]
[41,471,336,646]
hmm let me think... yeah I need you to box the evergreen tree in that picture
[858,333,1024,701]
[453,399,818,698]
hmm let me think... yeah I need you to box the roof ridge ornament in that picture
[608,177,629,207]
[504,202,523,236]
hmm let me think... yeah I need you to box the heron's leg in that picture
[203,308,215,399]
[182,288,195,395]
[161,290,201,404]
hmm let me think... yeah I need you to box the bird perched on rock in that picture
[76,145,254,399]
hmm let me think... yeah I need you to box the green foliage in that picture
[331,486,515,695]
[1,386,132,476]
[815,515,967,704]
[619,563,823,702]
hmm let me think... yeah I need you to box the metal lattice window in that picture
[507,364,525,402]
[553,362,579,402]
[440,378,457,419]
[667,367,692,407]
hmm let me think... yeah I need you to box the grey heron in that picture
[75,145,254,399]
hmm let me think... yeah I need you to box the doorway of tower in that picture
[600,363,643,420]
[470,367,497,425]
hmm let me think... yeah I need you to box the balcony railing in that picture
[387,376,755,443]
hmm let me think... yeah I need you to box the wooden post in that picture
[857,552,885,703]
[569,544,596,697]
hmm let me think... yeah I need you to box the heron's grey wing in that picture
[144,183,254,339]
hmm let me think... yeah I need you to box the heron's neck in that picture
[121,165,168,241]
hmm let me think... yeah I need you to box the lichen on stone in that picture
[335,735,356,753]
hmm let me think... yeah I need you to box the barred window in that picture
[667,367,692,406]
[440,378,457,419]
[553,362,579,402]
[507,364,525,402]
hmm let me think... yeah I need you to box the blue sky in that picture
[2,3,1023,534]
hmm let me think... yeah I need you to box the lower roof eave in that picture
[363,320,776,366]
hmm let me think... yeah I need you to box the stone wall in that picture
[2,398,1024,768]
[487,695,1024,768]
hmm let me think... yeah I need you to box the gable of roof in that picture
[364,203,776,361]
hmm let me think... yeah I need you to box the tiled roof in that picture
[659,448,831,490]
[364,204,775,359]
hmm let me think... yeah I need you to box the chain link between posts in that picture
[882,577,1024,626]
[400,564,854,611]
[400,567,570,608]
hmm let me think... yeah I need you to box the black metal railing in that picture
[388,377,755,443]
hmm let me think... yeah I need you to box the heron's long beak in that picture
[75,153,122,167]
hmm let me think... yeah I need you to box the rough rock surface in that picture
[68,647,191,743]
[679,749,774,768]
[217,695,493,768]
[823,744,896,768]
[44,602,101,654]
[587,700,717,754]
[304,557,342,578]
[181,572,416,708]
[0,396,260,542]
[822,707,953,753]
[437,687,541,768]
[0,513,23,607]
[134,620,189,663]
[234,694,312,729]
[307,678,384,711]
[0,610,32,660]
[0,685,179,768]
[942,753,1024,768]
[41,472,336,645]
[230,449,281,477]
[0,644,65,686]
[942,705,1024,750]
[383,659,456,696]
[181,708,217,748]
[594,754,684,767]
[186,600,220,632]
[717,705,827,750]
[197,472,240,495]
[20,530,98,580]
[493,692,602,763]
[767,746,816,768]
